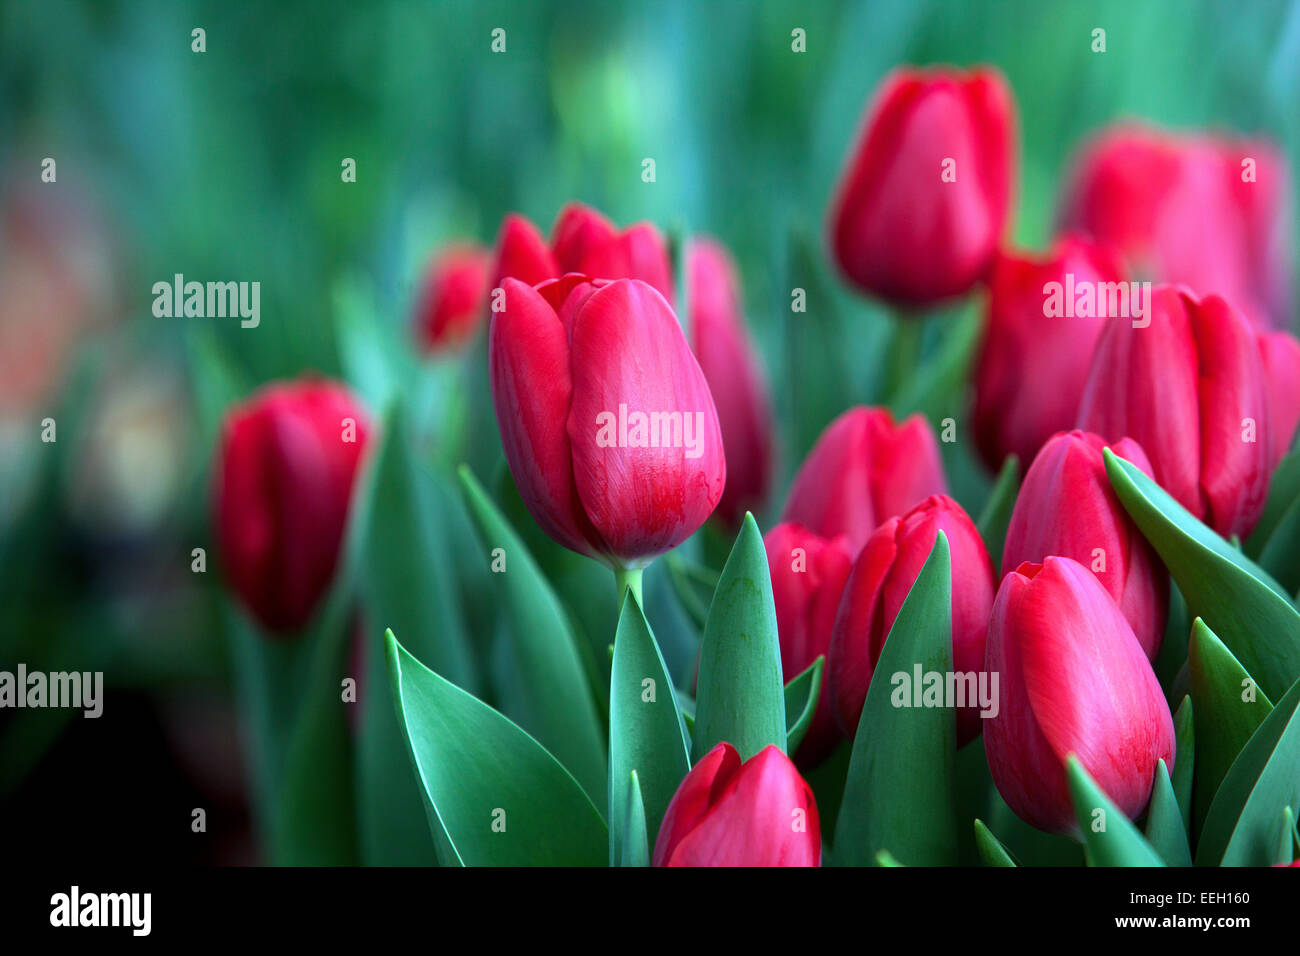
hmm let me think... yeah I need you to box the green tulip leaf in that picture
[386,630,607,866]
[1257,500,1300,598]
[622,771,650,868]
[1066,756,1165,867]
[784,655,825,755]
[609,593,691,865]
[1246,445,1300,558]
[973,819,1018,867]
[1197,674,1300,866]
[976,453,1020,572]
[692,513,786,762]
[1104,449,1300,702]
[1172,695,1194,831]
[1144,760,1191,866]
[1188,618,1273,836]
[458,465,607,808]
[874,849,905,867]
[1274,806,1297,865]
[834,532,958,866]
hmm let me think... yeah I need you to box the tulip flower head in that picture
[489,274,725,569]
[413,243,491,353]
[213,379,372,635]
[984,556,1175,835]
[653,742,821,866]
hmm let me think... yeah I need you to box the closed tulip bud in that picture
[653,743,821,866]
[1259,329,1300,468]
[688,238,774,529]
[489,275,724,568]
[985,556,1175,835]
[1061,124,1294,330]
[1003,431,1168,659]
[782,406,948,554]
[214,379,372,635]
[828,494,994,746]
[764,523,854,767]
[413,244,491,353]
[972,237,1126,471]
[490,204,674,305]
[1077,285,1272,539]
[829,66,1016,307]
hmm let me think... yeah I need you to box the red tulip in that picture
[764,523,854,767]
[653,743,821,866]
[1259,329,1300,468]
[489,274,724,567]
[213,379,372,635]
[829,66,1016,306]
[413,244,491,353]
[1002,431,1168,659]
[1076,285,1272,539]
[688,238,774,528]
[782,406,948,554]
[490,203,674,304]
[828,494,994,746]
[972,237,1126,471]
[985,556,1176,835]
[1061,124,1294,330]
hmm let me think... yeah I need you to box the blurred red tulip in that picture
[1061,124,1294,330]
[1259,329,1300,468]
[972,237,1126,471]
[764,522,854,767]
[782,406,948,554]
[413,243,491,353]
[1002,431,1168,659]
[490,275,724,568]
[829,66,1016,307]
[490,203,674,303]
[653,743,821,866]
[1077,285,1272,539]
[214,379,372,635]
[985,556,1175,835]
[828,494,994,746]
[688,238,774,528]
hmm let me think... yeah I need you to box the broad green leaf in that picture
[609,594,690,865]
[664,552,717,634]
[1246,445,1300,558]
[458,466,607,807]
[1104,449,1300,702]
[1066,756,1164,867]
[973,819,1017,867]
[784,656,825,755]
[874,850,904,867]
[1274,806,1297,865]
[1197,675,1300,866]
[1188,618,1273,836]
[1257,500,1300,597]
[692,513,786,762]
[622,771,650,868]
[1172,696,1194,830]
[1144,760,1191,866]
[386,631,606,866]
[834,532,957,866]
[976,454,1020,572]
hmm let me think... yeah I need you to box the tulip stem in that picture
[883,312,924,404]
[614,566,645,610]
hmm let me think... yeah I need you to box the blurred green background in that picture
[1,0,1297,862]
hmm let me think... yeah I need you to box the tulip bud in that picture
[1061,124,1294,330]
[782,406,948,554]
[828,494,994,746]
[985,556,1175,835]
[652,742,821,866]
[213,379,372,635]
[829,66,1016,306]
[1002,431,1168,659]
[413,244,491,353]
[688,238,774,529]
[489,275,724,568]
[1076,285,1272,539]
[1259,329,1300,468]
[972,237,1125,471]
[490,203,674,305]
[764,523,854,767]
